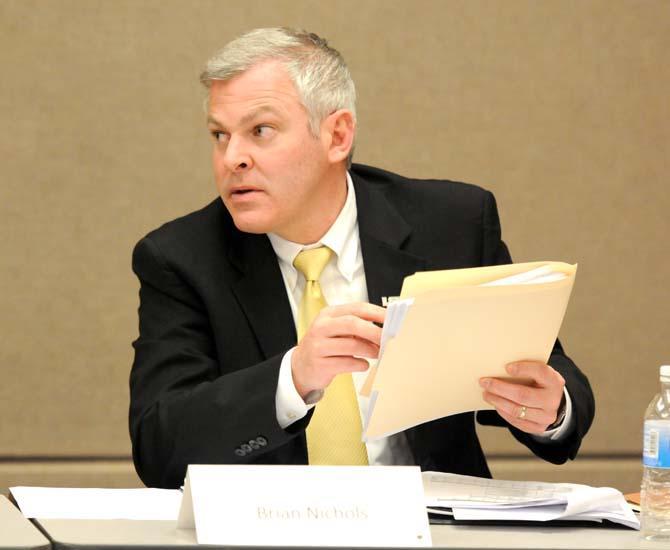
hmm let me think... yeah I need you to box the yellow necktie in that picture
[293,247,369,465]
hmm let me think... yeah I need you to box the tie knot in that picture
[293,246,333,282]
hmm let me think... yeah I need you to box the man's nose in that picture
[223,136,253,172]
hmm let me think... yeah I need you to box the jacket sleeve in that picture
[129,236,309,488]
[475,190,596,463]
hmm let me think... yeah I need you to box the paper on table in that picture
[423,471,573,508]
[10,486,182,520]
[422,472,639,530]
[362,261,576,440]
[451,499,638,529]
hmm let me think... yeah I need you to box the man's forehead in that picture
[206,103,284,127]
[207,90,299,127]
[208,61,299,102]
[208,86,297,107]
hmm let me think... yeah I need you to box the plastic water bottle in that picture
[641,365,670,539]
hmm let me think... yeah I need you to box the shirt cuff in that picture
[532,387,574,442]
[275,347,314,429]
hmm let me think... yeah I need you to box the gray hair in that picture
[201,27,356,165]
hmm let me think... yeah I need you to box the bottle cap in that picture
[660,365,670,378]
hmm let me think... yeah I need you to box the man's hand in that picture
[291,302,386,399]
[479,361,565,434]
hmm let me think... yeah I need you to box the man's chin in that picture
[220,198,273,234]
[229,212,275,235]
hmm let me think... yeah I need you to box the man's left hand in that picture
[479,361,565,434]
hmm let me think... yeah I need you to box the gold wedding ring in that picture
[518,406,527,420]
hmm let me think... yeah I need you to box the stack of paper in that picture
[362,261,577,441]
[423,472,639,529]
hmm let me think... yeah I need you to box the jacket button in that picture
[241,443,253,454]
[249,439,260,450]
[234,448,246,457]
[256,436,267,446]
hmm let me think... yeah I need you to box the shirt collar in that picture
[268,173,359,290]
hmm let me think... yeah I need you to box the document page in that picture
[422,472,639,529]
[10,486,182,520]
[423,472,574,507]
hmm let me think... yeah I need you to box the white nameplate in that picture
[177,465,431,547]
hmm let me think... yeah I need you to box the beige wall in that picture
[1,0,668,493]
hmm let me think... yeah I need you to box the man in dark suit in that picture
[130,28,594,489]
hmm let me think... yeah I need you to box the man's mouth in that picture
[230,186,261,196]
[229,186,264,202]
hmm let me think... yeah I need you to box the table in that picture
[0,495,50,550]
[32,518,669,550]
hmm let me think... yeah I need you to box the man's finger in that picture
[479,377,548,409]
[322,315,383,345]
[494,408,550,434]
[323,356,371,376]
[321,336,380,359]
[482,391,555,426]
[505,361,564,388]
[323,302,386,324]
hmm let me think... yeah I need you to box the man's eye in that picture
[253,125,274,138]
[210,131,228,143]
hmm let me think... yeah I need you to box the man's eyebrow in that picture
[239,105,282,126]
[206,115,223,127]
[206,105,282,129]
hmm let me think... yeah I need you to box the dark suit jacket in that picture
[129,164,595,489]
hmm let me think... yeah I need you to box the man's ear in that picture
[322,109,355,165]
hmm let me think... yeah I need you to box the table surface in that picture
[0,496,51,550]
[32,517,670,550]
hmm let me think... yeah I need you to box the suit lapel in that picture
[353,173,427,305]
[228,231,297,359]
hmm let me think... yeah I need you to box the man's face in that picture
[207,61,332,240]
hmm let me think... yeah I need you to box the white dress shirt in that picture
[268,173,573,466]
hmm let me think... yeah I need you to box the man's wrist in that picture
[276,348,311,428]
[547,392,567,430]
[290,345,325,402]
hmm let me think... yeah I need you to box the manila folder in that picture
[363,261,577,441]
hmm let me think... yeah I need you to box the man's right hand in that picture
[291,302,386,400]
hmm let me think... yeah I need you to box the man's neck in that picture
[279,168,349,245]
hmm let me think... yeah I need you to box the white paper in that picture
[423,471,575,507]
[480,265,565,286]
[423,472,639,530]
[179,465,431,547]
[10,486,182,520]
